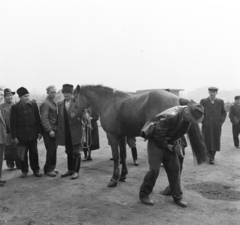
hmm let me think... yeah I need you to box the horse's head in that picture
[70,85,89,118]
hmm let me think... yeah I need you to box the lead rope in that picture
[81,108,92,156]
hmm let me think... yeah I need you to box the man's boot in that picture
[71,155,81,179]
[61,154,74,177]
[131,147,139,166]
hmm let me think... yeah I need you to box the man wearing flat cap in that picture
[229,96,240,148]
[10,87,42,178]
[200,87,227,165]
[139,101,206,208]
[0,88,21,169]
[56,84,82,179]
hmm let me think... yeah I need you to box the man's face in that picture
[20,94,30,103]
[0,91,4,102]
[209,91,217,99]
[235,99,240,105]
[63,92,72,101]
[4,93,13,103]
[48,88,56,99]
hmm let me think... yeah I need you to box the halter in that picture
[81,107,92,153]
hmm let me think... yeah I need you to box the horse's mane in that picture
[76,85,129,98]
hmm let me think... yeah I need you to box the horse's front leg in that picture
[107,133,120,187]
[119,136,128,182]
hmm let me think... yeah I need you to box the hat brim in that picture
[4,92,15,96]
[187,101,204,123]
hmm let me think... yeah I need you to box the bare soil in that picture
[0,119,240,225]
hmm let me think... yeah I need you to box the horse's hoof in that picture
[119,176,126,182]
[107,180,117,187]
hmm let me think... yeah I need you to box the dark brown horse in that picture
[70,85,207,187]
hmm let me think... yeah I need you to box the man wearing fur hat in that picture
[56,84,82,179]
[0,88,21,169]
[229,96,240,148]
[200,87,227,164]
[10,87,42,178]
[139,101,205,208]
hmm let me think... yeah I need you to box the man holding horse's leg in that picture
[139,101,205,207]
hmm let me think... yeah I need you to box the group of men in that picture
[0,84,99,184]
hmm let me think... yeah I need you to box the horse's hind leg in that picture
[119,137,128,182]
[107,134,120,187]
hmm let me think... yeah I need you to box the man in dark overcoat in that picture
[56,84,82,179]
[10,87,42,178]
[229,96,240,148]
[200,87,227,164]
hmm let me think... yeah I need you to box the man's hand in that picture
[49,130,55,137]
[167,144,174,152]
[38,133,42,140]
[13,138,19,145]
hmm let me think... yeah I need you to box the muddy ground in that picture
[0,119,240,225]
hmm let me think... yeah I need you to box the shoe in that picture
[0,179,6,184]
[110,158,113,160]
[83,157,92,161]
[209,160,215,165]
[133,160,139,166]
[235,146,240,148]
[45,171,57,177]
[21,173,27,178]
[160,186,171,196]
[34,172,42,177]
[61,171,74,177]
[71,172,79,179]
[140,196,154,206]
[174,199,187,208]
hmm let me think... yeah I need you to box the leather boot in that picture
[71,155,81,179]
[131,147,139,166]
[61,154,74,177]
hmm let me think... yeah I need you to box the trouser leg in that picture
[67,154,74,172]
[43,131,57,173]
[21,143,29,173]
[163,151,182,201]
[232,125,240,147]
[139,138,163,197]
[131,147,138,160]
[83,148,88,159]
[28,141,40,173]
[0,145,5,179]
[207,151,216,161]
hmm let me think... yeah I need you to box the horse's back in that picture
[117,90,180,136]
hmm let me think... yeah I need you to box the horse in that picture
[70,85,207,187]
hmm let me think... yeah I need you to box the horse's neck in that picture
[84,89,116,116]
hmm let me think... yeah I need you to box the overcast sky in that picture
[0,0,239,95]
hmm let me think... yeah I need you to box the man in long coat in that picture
[200,87,227,165]
[56,84,82,179]
[0,88,21,169]
[10,87,42,178]
[229,95,240,148]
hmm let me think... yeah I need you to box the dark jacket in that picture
[229,104,240,125]
[56,99,82,146]
[39,96,58,132]
[10,100,42,143]
[200,97,227,152]
[150,106,191,148]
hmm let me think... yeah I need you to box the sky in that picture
[0,0,240,97]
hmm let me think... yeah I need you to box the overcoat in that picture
[56,100,82,146]
[229,104,240,126]
[10,100,42,143]
[0,109,7,144]
[89,112,100,150]
[200,98,226,152]
[0,102,14,145]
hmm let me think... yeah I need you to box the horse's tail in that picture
[187,123,208,164]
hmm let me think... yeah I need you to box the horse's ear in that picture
[76,85,81,93]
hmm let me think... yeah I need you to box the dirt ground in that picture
[0,118,240,225]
